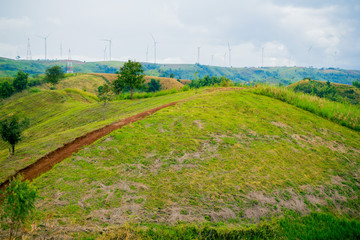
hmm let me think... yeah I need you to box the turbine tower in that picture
[197,47,201,64]
[37,34,50,61]
[59,42,63,59]
[67,49,73,73]
[146,45,149,62]
[228,42,232,67]
[26,38,32,60]
[150,34,157,64]
[102,39,112,61]
[104,45,107,61]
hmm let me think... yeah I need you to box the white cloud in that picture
[0,16,31,31]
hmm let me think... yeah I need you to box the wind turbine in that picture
[307,46,312,67]
[59,42,63,59]
[228,42,232,67]
[36,34,50,61]
[102,39,112,61]
[197,46,201,64]
[146,45,149,62]
[150,34,157,64]
[104,45,107,61]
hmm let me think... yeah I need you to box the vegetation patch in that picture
[16,89,359,239]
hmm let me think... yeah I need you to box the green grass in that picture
[26,88,360,238]
[0,87,197,182]
[253,85,360,131]
[288,79,360,105]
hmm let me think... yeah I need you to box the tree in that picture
[45,65,64,87]
[352,79,360,89]
[147,79,162,92]
[13,70,29,92]
[0,176,38,240]
[169,73,175,78]
[0,116,29,155]
[0,81,14,99]
[97,84,113,120]
[113,60,145,99]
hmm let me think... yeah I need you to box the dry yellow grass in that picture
[40,73,190,94]
[93,73,188,90]
[40,73,106,94]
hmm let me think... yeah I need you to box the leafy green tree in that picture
[0,81,14,99]
[97,84,113,120]
[147,79,162,92]
[113,60,145,99]
[0,176,38,240]
[13,70,29,92]
[353,79,360,89]
[45,65,64,87]
[169,73,175,78]
[0,116,29,155]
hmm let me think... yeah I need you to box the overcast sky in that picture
[1,0,359,69]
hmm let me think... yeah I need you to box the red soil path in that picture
[0,101,178,190]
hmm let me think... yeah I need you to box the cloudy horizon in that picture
[1,0,359,69]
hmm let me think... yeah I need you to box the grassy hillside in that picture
[0,88,195,182]
[288,79,360,105]
[15,88,359,239]
[1,57,360,85]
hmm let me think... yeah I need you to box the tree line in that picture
[0,66,65,99]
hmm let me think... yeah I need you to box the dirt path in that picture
[0,101,178,190]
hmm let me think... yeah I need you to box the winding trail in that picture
[0,101,178,190]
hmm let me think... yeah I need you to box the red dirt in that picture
[0,101,178,190]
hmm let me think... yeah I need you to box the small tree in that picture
[0,175,38,240]
[45,65,64,87]
[352,79,360,89]
[0,116,29,155]
[97,83,113,120]
[13,70,29,92]
[147,79,162,92]
[113,60,145,100]
[0,81,14,99]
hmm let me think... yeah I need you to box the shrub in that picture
[0,176,38,240]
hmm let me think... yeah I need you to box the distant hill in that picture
[1,57,360,85]
[37,73,188,94]
[288,79,360,105]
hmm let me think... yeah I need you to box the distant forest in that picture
[1,57,360,86]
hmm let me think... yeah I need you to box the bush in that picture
[0,176,38,240]
[181,84,190,92]
[0,81,14,99]
[13,70,29,92]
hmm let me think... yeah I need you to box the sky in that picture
[0,0,359,69]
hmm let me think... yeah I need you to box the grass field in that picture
[16,88,359,239]
[0,87,196,183]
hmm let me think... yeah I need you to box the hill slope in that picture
[288,79,360,105]
[21,88,360,238]
[0,88,195,182]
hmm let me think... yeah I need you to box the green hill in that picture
[1,57,360,85]
[0,88,195,183]
[1,87,358,238]
[288,79,360,105]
